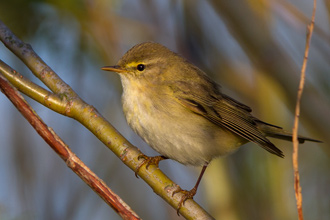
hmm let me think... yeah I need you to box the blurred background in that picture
[0,0,329,219]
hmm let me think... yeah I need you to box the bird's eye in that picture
[137,64,145,71]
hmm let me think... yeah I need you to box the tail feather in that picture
[256,120,322,144]
[265,132,321,144]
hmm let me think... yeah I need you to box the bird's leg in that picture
[135,155,168,178]
[172,163,209,215]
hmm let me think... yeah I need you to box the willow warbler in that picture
[102,42,320,211]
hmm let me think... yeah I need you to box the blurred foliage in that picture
[0,0,329,220]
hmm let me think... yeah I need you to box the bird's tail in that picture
[256,120,322,143]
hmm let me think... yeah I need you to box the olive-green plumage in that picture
[102,42,321,209]
[103,42,320,165]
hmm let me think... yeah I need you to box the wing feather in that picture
[171,82,284,157]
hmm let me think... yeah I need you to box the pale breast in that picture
[121,78,246,165]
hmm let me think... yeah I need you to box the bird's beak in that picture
[101,65,126,73]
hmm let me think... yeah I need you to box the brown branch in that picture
[0,75,142,219]
[292,1,316,220]
[0,74,141,220]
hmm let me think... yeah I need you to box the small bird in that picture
[102,42,320,212]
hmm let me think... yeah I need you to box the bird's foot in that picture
[172,187,197,216]
[135,155,167,178]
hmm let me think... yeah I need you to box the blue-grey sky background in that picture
[0,1,329,219]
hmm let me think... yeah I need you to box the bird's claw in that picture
[172,187,197,216]
[134,155,167,178]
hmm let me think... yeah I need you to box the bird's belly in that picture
[122,92,246,166]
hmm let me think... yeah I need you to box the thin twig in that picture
[292,1,316,220]
[0,75,141,220]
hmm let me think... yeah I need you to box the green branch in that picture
[0,19,213,219]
